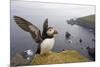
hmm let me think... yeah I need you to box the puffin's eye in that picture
[49,29,51,31]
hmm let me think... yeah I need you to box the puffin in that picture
[13,16,58,55]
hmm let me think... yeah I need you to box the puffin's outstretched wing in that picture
[42,18,48,39]
[14,16,42,43]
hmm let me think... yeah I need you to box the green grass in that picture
[76,14,95,29]
[31,50,89,65]
[78,15,95,25]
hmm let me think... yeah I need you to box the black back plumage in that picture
[42,18,48,39]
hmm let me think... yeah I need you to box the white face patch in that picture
[47,28,55,36]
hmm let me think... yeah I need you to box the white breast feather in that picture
[40,38,55,54]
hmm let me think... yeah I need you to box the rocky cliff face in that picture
[67,15,95,30]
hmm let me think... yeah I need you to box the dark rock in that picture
[11,53,30,66]
[11,49,34,66]
[91,39,95,42]
[68,39,72,43]
[86,46,95,61]
[62,49,65,51]
[67,19,76,25]
[65,32,71,38]
[79,38,82,43]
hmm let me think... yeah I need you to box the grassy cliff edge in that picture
[76,15,95,29]
[31,50,89,65]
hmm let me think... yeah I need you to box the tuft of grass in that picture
[30,50,89,65]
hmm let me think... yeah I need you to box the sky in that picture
[11,0,95,19]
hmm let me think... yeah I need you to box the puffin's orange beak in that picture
[54,30,58,34]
